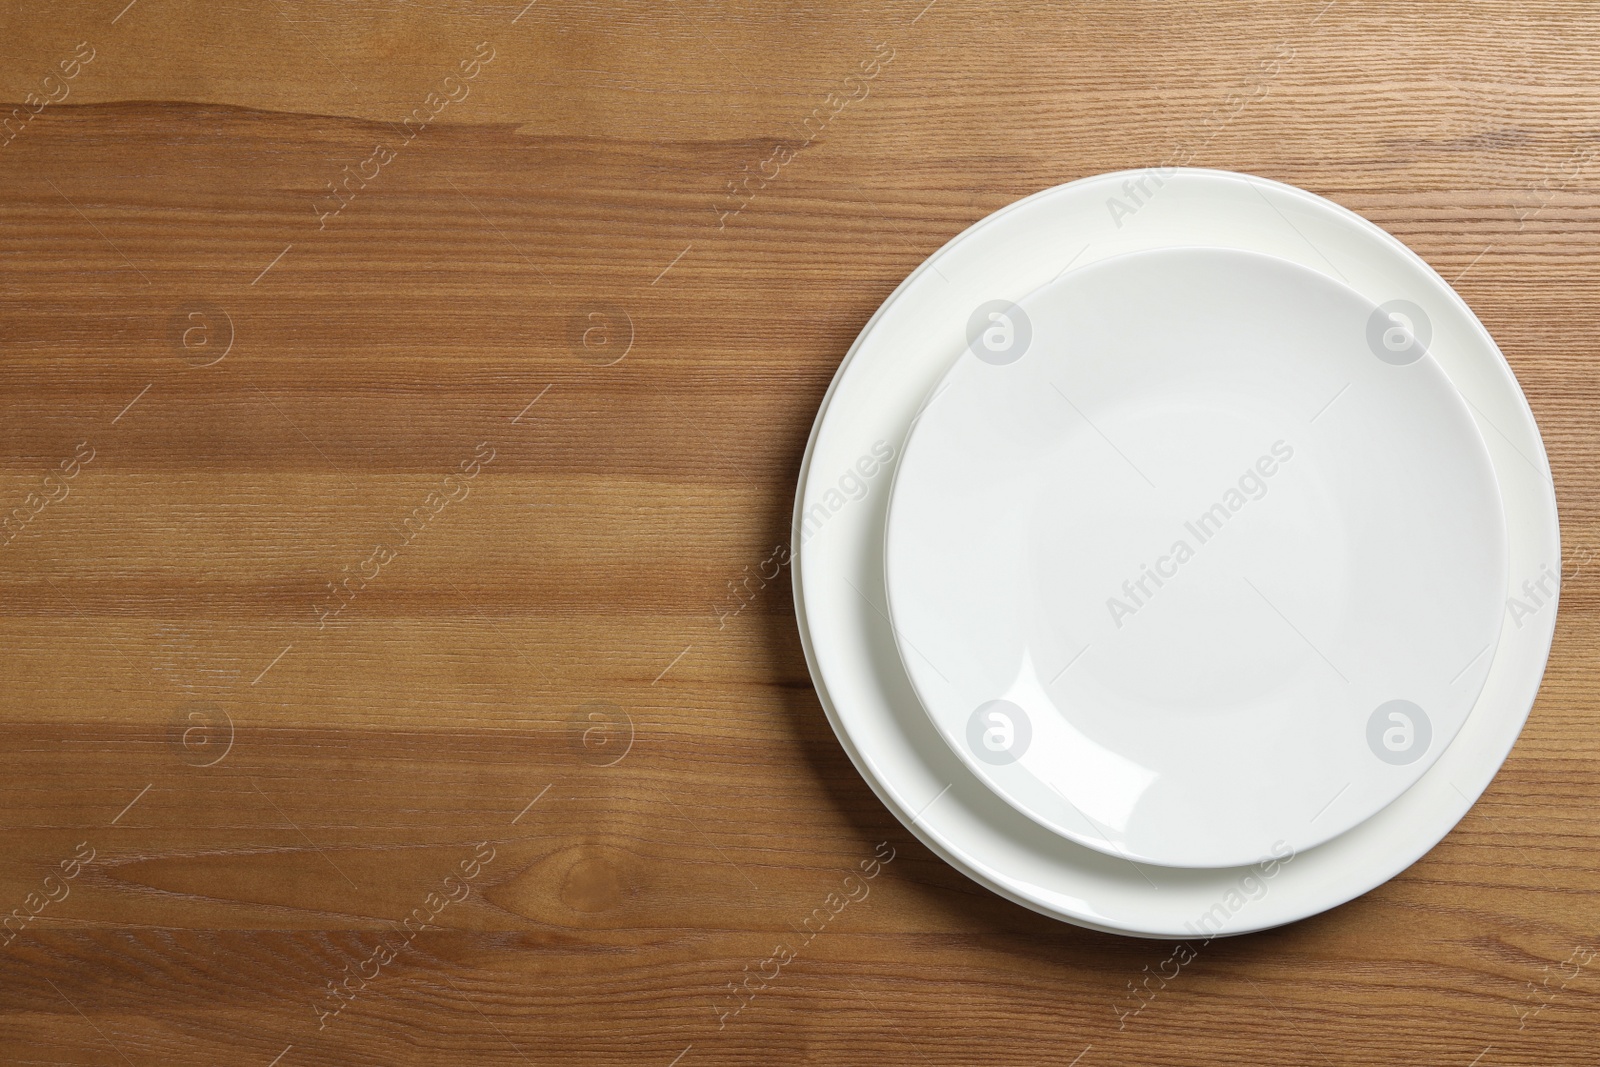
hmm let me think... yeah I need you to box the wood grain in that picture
[1,1,1598,1064]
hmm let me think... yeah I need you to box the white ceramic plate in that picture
[793,169,1559,937]
[883,247,1507,868]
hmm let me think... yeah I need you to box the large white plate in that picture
[792,169,1560,937]
[883,247,1507,869]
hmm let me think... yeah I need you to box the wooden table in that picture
[1,2,1596,1063]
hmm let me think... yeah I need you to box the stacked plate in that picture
[791,169,1560,938]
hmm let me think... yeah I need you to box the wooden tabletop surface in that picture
[2,1,1598,1064]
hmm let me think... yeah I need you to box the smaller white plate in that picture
[883,247,1508,869]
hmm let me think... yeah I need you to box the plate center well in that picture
[884,247,1508,868]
